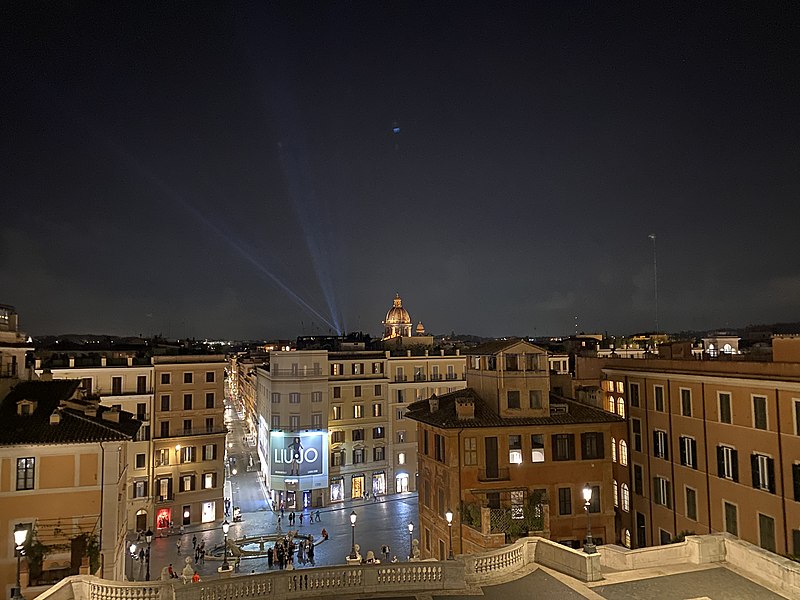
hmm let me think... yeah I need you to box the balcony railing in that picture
[430,374,443,381]
[269,367,323,378]
[394,375,407,382]
[446,373,466,380]
[413,374,427,382]
[477,467,511,482]
[154,425,227,439]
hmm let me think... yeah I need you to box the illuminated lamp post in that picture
[129,543,137,581]
[13,524,28,599]
[349,511,358,559]
[222,519,230,569]
[445,509,454,559]
[582,484,596,553]
[145,529,153,580]
[407,522,414,560]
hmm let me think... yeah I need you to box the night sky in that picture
[4,3,800,340]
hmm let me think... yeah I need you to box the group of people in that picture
[266,534,316,569]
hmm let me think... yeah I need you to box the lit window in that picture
[398,452,406,465]
[621,483,630,512]
[617,397,625,418]
[607,395,616,413]
[623,529,631,548]
[613,479,619,507]
[332,406,341,420]
[531,434,545,462]
[619,440,628,466]
[616,381,624,394]
[612,437,617,463]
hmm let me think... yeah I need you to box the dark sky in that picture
[4,2,800,340]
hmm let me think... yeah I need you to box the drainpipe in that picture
[776,387,788,554]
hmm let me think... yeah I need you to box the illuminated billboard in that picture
[269,431,328,490]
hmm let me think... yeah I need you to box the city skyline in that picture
[4,3,800,340]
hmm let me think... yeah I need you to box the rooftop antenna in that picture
[649,234,659,333]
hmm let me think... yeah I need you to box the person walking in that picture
[192,534,197,550]
[176,539,181,555]
[315,510,321,522]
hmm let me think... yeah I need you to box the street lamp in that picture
[222,519,230,569]
[349,511,358,559]
[582,484,596,554]
[445,509,454,559]
[144,529,153,580]
[13,524,28,600]
[129,543,137,581]
[407,522,414,560]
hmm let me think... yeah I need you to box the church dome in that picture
[383,294,412,339]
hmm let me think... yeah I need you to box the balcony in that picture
[477,467,511,482]
[155,494,174,503]
[446,373,466,381]
[154,425,227,439]
[394,375,408,382]
[269,367,323,378]
[413,374,427,382]
[430,374,443,381]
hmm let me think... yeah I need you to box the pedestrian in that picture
[308,541,315,565]
[280,506,285,518]
[192,571,200,583]
[176,540,181,555]
[321,528,328,540]
[200,549,205,564]
[168,564,176,579]
[139,548,145,562]
[315,510,321,522]
[299,513,304,525]
[192,534,197,549]
[382,544,391,562]
[364,490,369,501]
[267,546,274,569]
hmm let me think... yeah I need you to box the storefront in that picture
[202,501,216,523]
[396,472,409,493]
[372,471,386,496]
[156,508,172,530]
[330,477,344,502]
[351,474,365,499]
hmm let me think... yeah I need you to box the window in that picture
[653,430,669,460]
[183,419,192,433]
[372,403,382,417]
[719,392,732,424]
[203,473,216,489]
[16,457,35,490]
[133,480,147,498]
[753,395,768,430]
[312,391,322,403]
[686,487,697,521]
[181,446,196,463]
[759,513,776,552]
[634,464,643,495]
[157,448,170,466]
[724,501,738,536]
[529,390,542,408]
[289,415,300,428]
[552,434,575,461]
[531,434,545,462]
[373,427,384,439]
[621,483,630,512]
[396,409,405,420]
[558,487,572,515]
[271,393,280,404]
[616,381,624,393]
[619,440,628,465]
[136,376,146,394]
[653,476,671,508]
[354,385,362,398]
[179,474,195,492]
[680,388,692,417]
[374,384,382,396]
[581,432,604,460]
[630,383,640,407]
[331,363,343,376]
[464,437,477,465]
[372,362,383,375]
[289,393,300,404]
[507,390,520,409]
[160,395,170,411]
[352,363,364,375]
[509,435,522,464]
[397,430,406,443]
[617,397,625,418]
[183,394,192,410]
[354,405,364,419]
[352,448,365,464]
[183,372,193,384]
[373,447,385,461]
[659,530,672,545]
[654,385,664,412]
[434,434,446,462]
[331,451,343,467]
[352,429,365,441]
[205,392,214,408]
[751,453,775,493]
[397,389,405,403]
[332,406,341,420]
[333,387,341,399]
[312,413,322,428]
[271,415,280,429]
[160,422,169,437]
[398,452,406,465]
[608,395,616,413]
[135,453,146,469]
[612,437,617,462]
[161,373,170,385]
[793,464,800,501]
[679,436,697,469]
[203,444,217,460]
[717,445,739,481]
[205,371,215,383]
[331,430,344,443]
[112,376,122,395]
[632,419,642,452]
[613,480,619,506]
[205,418,214,430]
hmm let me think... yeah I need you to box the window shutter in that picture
[663,436,669,460]
[679,437,687,466]
[691,439,698,469]
[767,458,775,494]
[751,454,760,489]
[652,477,658,502]
[666,481,672,509]
[552,435,559,459]
[653,431,659,456]
[717,446,724,478]
[731,449,739,482]
[793,464,800,501]
[580,433,588,459]
[597,433,604,458]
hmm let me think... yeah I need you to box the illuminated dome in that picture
[383,294,412,339]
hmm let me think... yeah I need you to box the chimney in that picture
[68,356,75,368]
[102,407,121,423]
[455,397,475,420]
[429,395,439,413]
[84,405,97,417]
[34,358,42,370]
[440,349,444,356]
[456,349,460,356]
[101,355,107,367]
[50,411,61,425]
[127,356,134,367]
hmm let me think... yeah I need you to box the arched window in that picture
[619,440,628,466]
[611,437,617,462]
[623,529,631,548]
[613,479,619,507]
[607,395,616,413]
[617,397,625,418]
[621,483,630,512]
